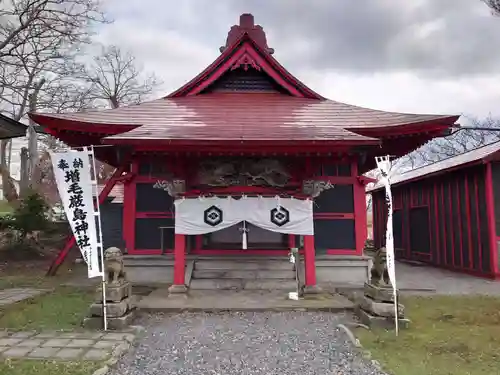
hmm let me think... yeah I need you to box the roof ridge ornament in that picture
[220,13,275,55]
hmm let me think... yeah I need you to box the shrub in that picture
[2,192,51,241]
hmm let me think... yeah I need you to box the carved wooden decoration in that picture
[302,180,335,198]
[197,158,291,187]
[153,179,186,197]
[231,52,261,71]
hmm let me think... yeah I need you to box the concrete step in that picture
[189,278,297,291]
[192,270,295,279]
[194,260,293,271]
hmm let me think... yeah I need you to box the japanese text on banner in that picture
[52,152,102,278]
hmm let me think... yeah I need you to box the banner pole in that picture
[88,146,107,331]
[375,155,399,336]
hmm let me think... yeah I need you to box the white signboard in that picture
[51,151,102,278]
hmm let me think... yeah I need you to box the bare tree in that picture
[404,116,500,167]
[483,0,500,15]
[0,0,108,203]
[0,0,107,59]
[81,45,162,109]
[77,45,162,182]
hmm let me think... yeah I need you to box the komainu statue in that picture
[104,247,126,285]
[370,247,391,287]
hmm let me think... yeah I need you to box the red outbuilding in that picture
[30,14,459,291]
[370,141,500,279]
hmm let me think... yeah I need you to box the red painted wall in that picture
[123,155,367,256]
[372,163,498,279]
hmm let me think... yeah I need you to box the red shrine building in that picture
[370,141,500,280]
[30,14,459,292]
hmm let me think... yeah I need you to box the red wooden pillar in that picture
[485,162,499,277]
[123,160,137,254]
[353,163,367,255]
[173,234,186,285]
[304,234,317,286]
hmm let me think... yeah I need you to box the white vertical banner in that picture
[375,155,399,335]
[51,150,102,279]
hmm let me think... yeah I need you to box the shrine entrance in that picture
[203,221,289,250]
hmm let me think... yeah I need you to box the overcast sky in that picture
[95,0,500,119]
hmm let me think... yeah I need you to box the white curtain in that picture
[174,196,313,235]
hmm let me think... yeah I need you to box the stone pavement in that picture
[395,262,500,295]
[0,330,135,361]
[0,288,51,306]
[137,289,355,312]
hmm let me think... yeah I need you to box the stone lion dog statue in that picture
[104,247,126,285]
[370,247,391,287]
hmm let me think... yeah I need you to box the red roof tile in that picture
[30,93,456,142]
[103,93,455,142]
[367,140,500,191]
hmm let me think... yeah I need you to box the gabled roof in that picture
[167,14,323,99]
[367,140,500,192]
[27,13,460,154]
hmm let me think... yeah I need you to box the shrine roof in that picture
[0,113,27,139]
[367,140,500,192]
[29,92,457,144]
[28,13,459,148]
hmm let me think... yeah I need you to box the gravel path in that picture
[110,312,386,375]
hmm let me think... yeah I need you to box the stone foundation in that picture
[355,283,410,330]
[83,281,136,331]
[95,282,132,303]
[83,310,136,330]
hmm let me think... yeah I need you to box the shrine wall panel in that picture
[134,218,175,251]
[135,183,174,213]
[314,219,356,253]
[371,164,495,278]
[100,201,124,250]
[490,161,500,272]
[491,162,500,235]
[313,185,354,213]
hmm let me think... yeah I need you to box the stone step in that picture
[192,270,295,279]
[189,279,298,290]
[124,257,174,267]
[194,260,293,271]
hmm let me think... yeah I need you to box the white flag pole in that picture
[375,156,399,336]
[88,146,108,331]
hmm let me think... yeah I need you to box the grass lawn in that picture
[0,269,101,374]
[0,266,95,331]
[0,360,101,375]
[0,200,13,215]
[0,286,95,331]
[356,295,500,375]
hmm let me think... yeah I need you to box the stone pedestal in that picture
[355,283,410,329]
[168,284,188,294]
[303,284,323,295]
[83,246,137,330]
[83,281,136,330]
